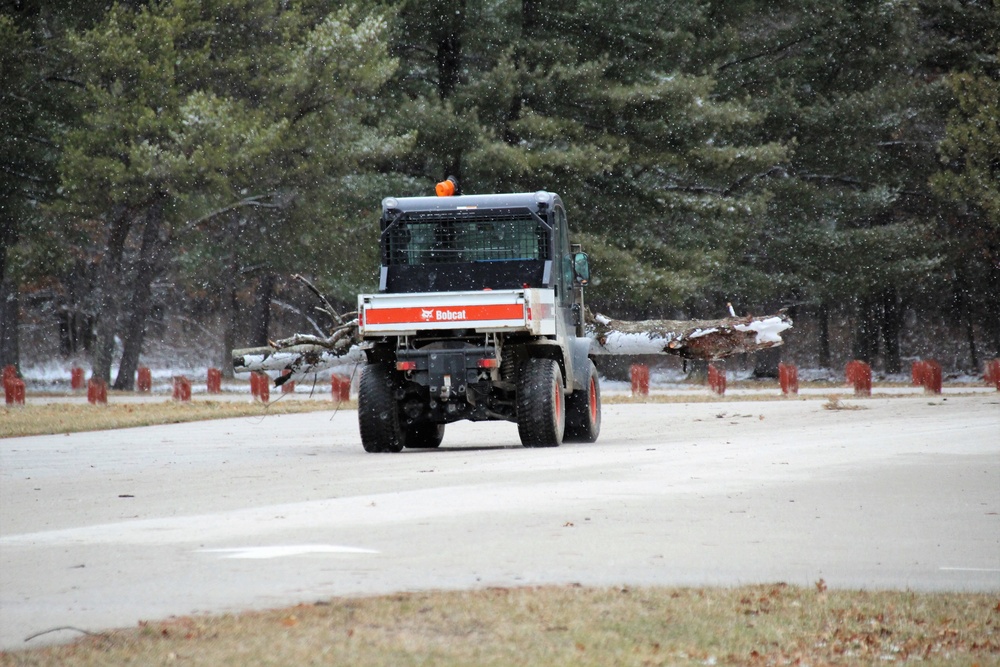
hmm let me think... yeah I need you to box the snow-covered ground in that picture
[13,354,994,402]
[13,354,362,400]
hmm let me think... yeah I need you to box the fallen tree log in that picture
[232,318,362,385]
[232,310,792,384]
[232,344,365,384]
[586,311,792,360]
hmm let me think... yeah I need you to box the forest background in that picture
[1,0,997,389]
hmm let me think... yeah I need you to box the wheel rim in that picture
[588,376,597,423]
[554,378,563,428]
[552,380,566,439]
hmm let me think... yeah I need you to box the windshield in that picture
[386,216,550,266]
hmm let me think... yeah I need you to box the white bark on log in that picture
[232,345,364,383]
[232,319,362,384]
[586,312,792,360]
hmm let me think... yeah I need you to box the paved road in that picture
[2,394,998,648]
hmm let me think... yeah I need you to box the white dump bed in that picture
[358,288,556,337]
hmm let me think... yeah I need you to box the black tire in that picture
[358,363,405,453]
[564,360,601,443]
[516,357,565,448]
[404,422,445,449]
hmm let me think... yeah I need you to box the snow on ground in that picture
[14,354,992,401]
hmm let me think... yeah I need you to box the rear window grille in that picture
[385,217,550,266]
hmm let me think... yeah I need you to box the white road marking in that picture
[198,545,378,559]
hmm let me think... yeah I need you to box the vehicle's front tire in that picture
[564,359,601,443]
[516,357,565,448]
[404,422,445,448]
[358,363,405,453]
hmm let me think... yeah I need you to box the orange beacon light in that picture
[435,176,458,197]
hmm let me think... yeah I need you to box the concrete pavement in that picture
[1,393,998,648]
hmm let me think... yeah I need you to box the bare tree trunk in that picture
[965,315,979,372]
[435,0,465,101]
[215,213,239,379]
[881,289,902,374]
[250,273,275,347]
[1,215,21,372]
[114,196,166,391]
[953,272,982,371]
[852,297,878,365]
[686,359,709,382]
[436,0,465,181]
[752,347,781,379]
[503,1,538,145]
[92,208,132,383]
[0,279,19,373]
[221,283,238,379]
[989,267,1000,358]
[817,303,831,369]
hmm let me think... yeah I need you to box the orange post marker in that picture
[2,366,19,405]
[331,374,350,401]
[912,359,942,394]
[250,372,269,403]
[922,360,942,394]
[6,378,25,405]
[629,364,650,396]
[87,378,108,405]
[281,369,296,393]
[779,362,798,395]
[71,367,85,391]
[984,359,1000,391]
[207,368,222,394]
[708,364,727,395]
[4,373,25,406]
[172,376,192,402]
[846,360,871,396]
[136,366,152,392]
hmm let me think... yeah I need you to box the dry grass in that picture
[2,585,997,666]
[0,399,352,439]
[5,387,987,438]
[822,395,869,411]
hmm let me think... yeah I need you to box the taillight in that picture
[396,361,417,371]
[477,358,499,369]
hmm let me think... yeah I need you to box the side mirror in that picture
[573,252,590,285]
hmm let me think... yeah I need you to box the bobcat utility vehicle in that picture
[356,179,601,452]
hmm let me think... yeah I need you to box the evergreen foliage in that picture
[0,0,996,374]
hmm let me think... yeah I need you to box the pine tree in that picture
[711,0,952,371]
[386,1,786,318]
[0,7,83,372]
[930,52,1000,363]
[57,1,401,385]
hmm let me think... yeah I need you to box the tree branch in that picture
[185,194,284,230]
[291,273,349,326]
[717,33,817,73]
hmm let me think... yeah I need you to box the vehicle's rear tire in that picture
[358,363,405,453]
[516,357,565,448]
[404,422,445,448]
[564,360,601,443]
